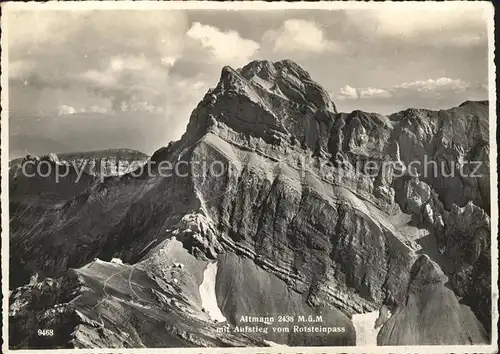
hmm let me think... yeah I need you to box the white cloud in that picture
[161,56,178,67]
[81,55,152,86]
[397,78,470,93]
[350,7,487,47]
[130,101,159,113]
[57,105,76,115]
[359,87,392,99]
[335,77,476,101]
[90,105,108,114]
[186,22,260,66]
[7,11,85,49]
[448,34,485,47]
[7,11,189,116]
[109,56,148,72]
[263,19,341,55]
[9,60,36,79]
[368,8,485,37]
[78,55,171,112]
[81,69,116,88]
[337,85,392,100]
[337,85,359,100]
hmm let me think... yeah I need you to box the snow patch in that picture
[199,261,227,323]
[111,258,123,264]
[264,340,289,347]
[352,310,382,346]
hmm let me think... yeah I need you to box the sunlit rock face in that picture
[8,60,491,348]
[377,255,488,345]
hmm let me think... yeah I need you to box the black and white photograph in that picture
[1,1,498,352]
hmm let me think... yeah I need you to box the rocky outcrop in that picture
[8,246,268,349]
[393,175,491,335]
[8,59,491,348]
[9,275,82,348]
[443,202,492,334]
[389,102,490,212]
[9,149,148,202]
[377,255,488,345]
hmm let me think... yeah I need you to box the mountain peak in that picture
[238,59,311,82]
[215,59,335,113]
[181,60,338,152]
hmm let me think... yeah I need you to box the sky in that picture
[6,4,491,158]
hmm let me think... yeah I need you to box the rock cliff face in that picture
[377,255,488,345]
[8,60,491,348]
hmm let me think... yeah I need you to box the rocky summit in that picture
[8,59,491,348]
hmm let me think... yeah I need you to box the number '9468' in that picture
[37,329,54,337]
